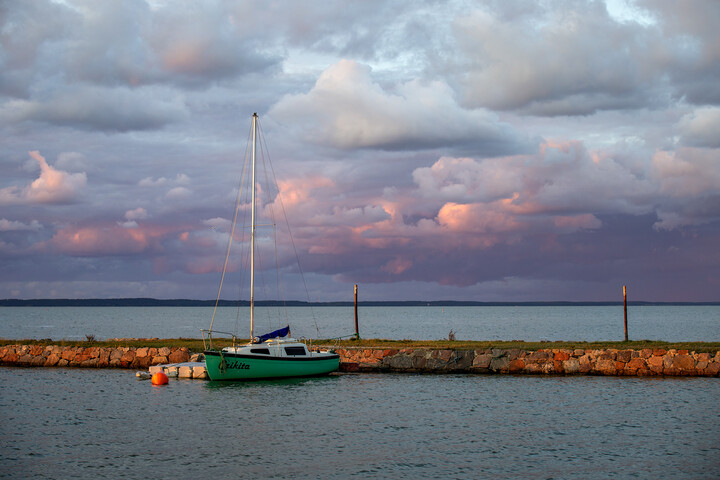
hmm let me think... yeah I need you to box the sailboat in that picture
[202,113,340,381]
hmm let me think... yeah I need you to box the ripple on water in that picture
[0,369,718,479]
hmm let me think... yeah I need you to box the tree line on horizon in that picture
[1,298,717,307]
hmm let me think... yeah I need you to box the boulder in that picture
[454,350,474,370]
[80,358,98,367]
[473,353,492,370]
[31,355,46,366]
[339,362,359,372]
[97,349,110,367]
[625,358,647,374]
[647,356,664,373]
[151,355,169,365]
[386,354,413,370]
[44,354,60,367]
[61,349,76,361]
[410,350,428,369]
[563,358,580,374]
[168,348,190,364]
[121,350,136,364]
[527,351,551,363]
[595,358,617,375]
[489,356,510,373]
[616,350,633,363]
[508,358,525,373]
[554,351,570,362]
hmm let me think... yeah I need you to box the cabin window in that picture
[250,348,270,355]
[284,346,307,356]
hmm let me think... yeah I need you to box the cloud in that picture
[677,107,720,148]
[139,174,190,187]
[1,87,188,132]
[0,0,280,95]
[270,59,531,154]
[203,217,232,231]
[118,207,149,228]
[412,141,657,218]
[47,223,183,257]
[652,148,720,197]
[124,207,149,221]
[651,147,720,229]
[0,219,43,232]
[166,187,192,200]
[643,0,720,105]
[448,1,720,115]
[0,151,87,205]
[553,214,602,231]
[1,1,719,301]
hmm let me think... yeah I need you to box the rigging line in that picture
[209,118,252,336]
[259,129,287,326]
[259,120,320,338]
[235,144,253,337]
[257,118,289,328]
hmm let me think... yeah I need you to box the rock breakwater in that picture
[2,344,719,376]
[0,344,190,369]
[336,347,720,376]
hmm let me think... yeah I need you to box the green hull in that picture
[204,350,340,381]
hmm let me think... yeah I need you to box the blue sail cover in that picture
[255,325,290,342]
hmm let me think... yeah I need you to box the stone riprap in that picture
[2,344,719,377]
[335,347,720,376]
[0,344,190,369]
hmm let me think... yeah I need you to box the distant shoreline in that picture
[1,298,718,307]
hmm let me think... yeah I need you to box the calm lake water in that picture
[1,305,719,342]
[1,367,718,479]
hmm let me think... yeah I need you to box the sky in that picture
[1,0,719,302]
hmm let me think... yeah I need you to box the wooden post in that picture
[354,284,359,340]
[623,285,628,341]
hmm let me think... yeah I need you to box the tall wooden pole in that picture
[354,284,359,340]
[623,285,628,342]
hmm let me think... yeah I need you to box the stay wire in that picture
[258,119,321,338]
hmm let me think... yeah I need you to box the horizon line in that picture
[1,298,719,307]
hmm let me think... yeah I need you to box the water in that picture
[1,367,718,479]
[1,305,718,342]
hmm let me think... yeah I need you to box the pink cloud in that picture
[275,176,335,210]
[48,223,180,257]
[381,257,413,275]
[652,147,720,197]
[0,151,87,205]
[553,214,602,231]
[437,202,521,234]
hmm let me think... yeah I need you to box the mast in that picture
[250,112,257,341]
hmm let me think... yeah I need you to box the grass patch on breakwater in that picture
[1,338,719,353]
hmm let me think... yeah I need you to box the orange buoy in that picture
[151,372,169,385]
